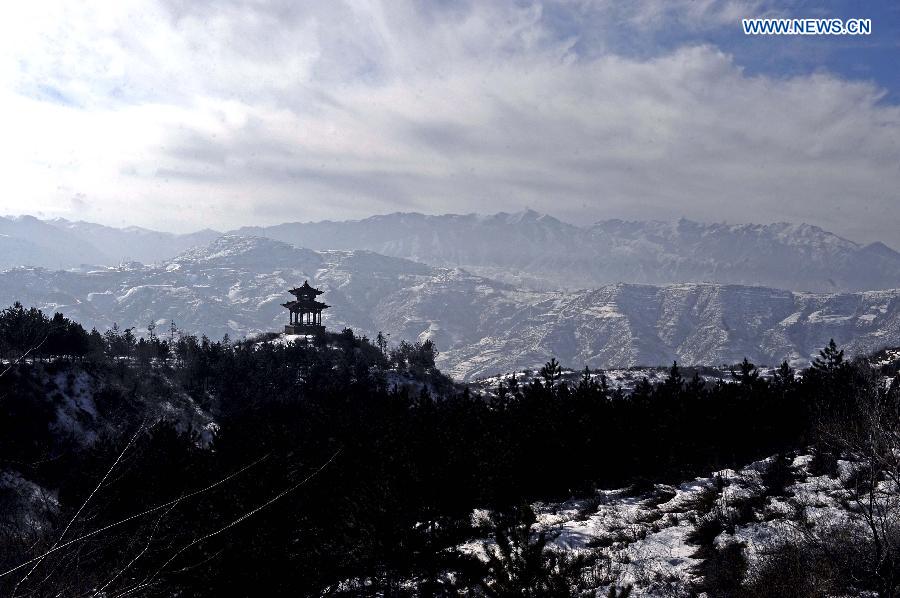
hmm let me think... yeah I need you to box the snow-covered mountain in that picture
[234,211,900,292]
[2,212,899,293]
[1,236,898,380]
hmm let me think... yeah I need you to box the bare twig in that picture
[0,454,268,582]
[88,503,179,597]
[0,335,48,380]
[11,421,145,596]
[114,448,342,597]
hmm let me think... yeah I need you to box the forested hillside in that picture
[2,304,899,595]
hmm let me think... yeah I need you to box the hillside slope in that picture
[1,236,898,379]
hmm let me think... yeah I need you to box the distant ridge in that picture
[231,211,900,293]
[0,216,222,269]
[2,212,900,293]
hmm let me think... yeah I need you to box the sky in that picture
[0,0,898,244]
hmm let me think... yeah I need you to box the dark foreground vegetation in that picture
[1,302,899,596]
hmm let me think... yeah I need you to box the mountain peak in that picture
[500,208,544,224]
[171,235,322,270]
[861,241,900,259]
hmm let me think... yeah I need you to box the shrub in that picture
[693,541,747,597]
[761,454,797,498]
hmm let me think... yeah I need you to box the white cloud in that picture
[0,0,897,245]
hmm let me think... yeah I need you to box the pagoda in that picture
[281,281,329,334]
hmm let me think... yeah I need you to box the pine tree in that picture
[662,361,684,395]
[577,366,595,392]
[812,338,845,374]
[507,372,520,395]
[773,360,795,390]
[540,358,562,387]
[687,371,706,396]
[376,331,389,356]
[732,358,760,386]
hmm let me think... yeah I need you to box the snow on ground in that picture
[873,348,900,367]
[34,364,220,449]
[0,470,59,536]
[529,478,711,592]
[462,452,879,596]
[46,369,100,445]
[268,333,311,346]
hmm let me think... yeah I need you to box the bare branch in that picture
[114,448,342,597]
[0,335,48,380]
[0,453,269,582]
[11,421,145,596]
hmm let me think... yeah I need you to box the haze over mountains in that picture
[2,235,898,380]
[0,215,220,269]
[3,211,900,293]
[236,211,900,293]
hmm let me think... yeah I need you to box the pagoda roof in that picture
[288,280,324,297]
[282,299,330,310]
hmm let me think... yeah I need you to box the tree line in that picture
[0,304,897,595]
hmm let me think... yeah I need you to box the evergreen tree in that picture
[811,338,845,374]
[662,361,684,395]
[539,358,562,387]
[773,360,795,390]
[732,357,760,386]
[376,331,389,356]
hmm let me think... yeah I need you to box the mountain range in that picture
[1,235,897,380]
[3,212,900,292]
[0,215,220,269]
[236,211,900,293]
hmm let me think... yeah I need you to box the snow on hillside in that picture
[0,235,899,381]
[233,211,900,293]
[463,453,875,596]
[2,212,900,292]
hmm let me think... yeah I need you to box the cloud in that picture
[0,0,897,246]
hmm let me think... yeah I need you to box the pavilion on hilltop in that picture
[282,281,329,334]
